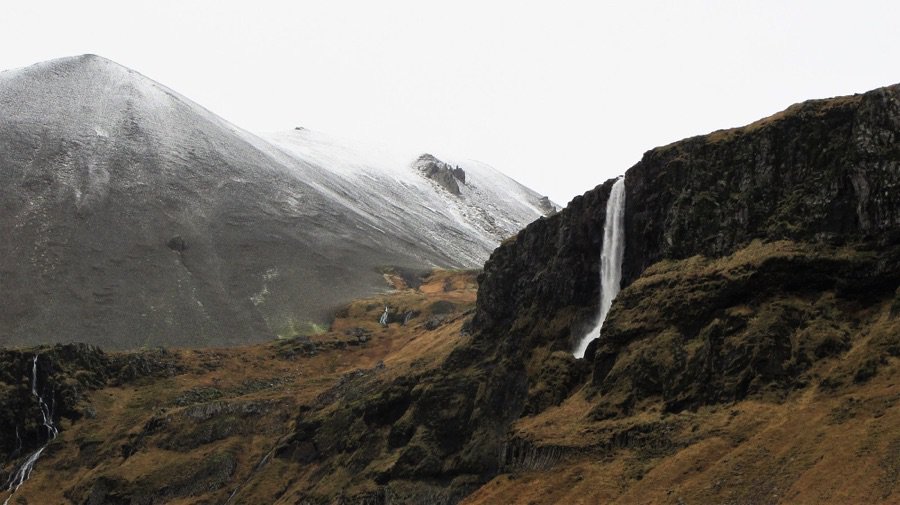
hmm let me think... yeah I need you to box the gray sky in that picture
[2,1,898,205]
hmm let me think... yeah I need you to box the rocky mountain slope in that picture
[0,81,897,504]
[0,55,552,349]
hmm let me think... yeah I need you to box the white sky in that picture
[2,1,898,205]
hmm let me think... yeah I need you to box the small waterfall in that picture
[574,176,626,358]
[2,356,58,505]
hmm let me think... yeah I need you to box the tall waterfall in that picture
[2,356,58,505]
[574,176,626,358]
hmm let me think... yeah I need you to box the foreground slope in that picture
[469,240,900,504]
[0,271,480,504]
[0,55,550,349]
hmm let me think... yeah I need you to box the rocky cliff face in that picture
[0,344,181,458]
[622,84,900,284]
[473,83,900,352]
[413,154,466,195]
[452,83,900,495]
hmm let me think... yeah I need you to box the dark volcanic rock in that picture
[0,344,183,461]
[471,178,618,352]
[452,166,467,184]
[472,83,900,351]
[469,85,900,425]
[622,85,900,284]
[588,242,900,417]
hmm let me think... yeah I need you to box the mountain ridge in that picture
[0,54,552,350]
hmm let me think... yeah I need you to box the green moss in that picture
[274,318,330,340]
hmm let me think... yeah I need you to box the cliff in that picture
[622,84,900,282]
[474,83,900,352]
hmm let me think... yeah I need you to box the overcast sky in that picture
[2,1,898,204]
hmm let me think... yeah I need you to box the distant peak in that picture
[63,53,130,70]
[0,53,217,128]
[46,53,119,67]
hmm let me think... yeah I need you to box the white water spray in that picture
[2,356,58,505]
[574,176,626,358]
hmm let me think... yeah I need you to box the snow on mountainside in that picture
[0,54,554,349]
[265,128,553,267]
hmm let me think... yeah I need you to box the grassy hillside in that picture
[1,249,896,504]
[1,271,479,504]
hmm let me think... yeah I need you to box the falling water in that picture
[574,176,626,358]
[2,356,58,505]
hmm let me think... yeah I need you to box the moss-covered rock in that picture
[587,242,900,416]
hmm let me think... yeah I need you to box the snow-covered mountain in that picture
[0,54,554,349]
[264,128,553,266]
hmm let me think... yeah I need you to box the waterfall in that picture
[574,176,626,358]
[2,356,58,505]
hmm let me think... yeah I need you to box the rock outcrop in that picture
[473,83,900,351]
[0,344,181,458]
[536,195,557,216]
[622,85,900,284]
[588,240,900,419]
[464,83,900,440]
[414,154,467,195]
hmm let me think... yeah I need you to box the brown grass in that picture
[1,270,478,505]
[463,294,900,505]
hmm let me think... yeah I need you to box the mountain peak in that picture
[0,55,551,349]
[0,52,232,148]
[60,53,112,64]
[2,53,132,80]
[61,53,126,70]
